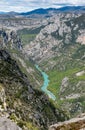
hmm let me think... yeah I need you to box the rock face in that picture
[0,84,6,111]
[60,77,69,93]
[49,114,85,130]
[22,13,85,63]
[0,117,22,130]
[0,29,22,50]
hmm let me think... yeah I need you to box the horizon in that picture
[0,5,85,13]
[0,0,85,12]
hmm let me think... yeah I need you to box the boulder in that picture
[0,117,22,130]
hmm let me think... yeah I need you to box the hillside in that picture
[0,50,68,130]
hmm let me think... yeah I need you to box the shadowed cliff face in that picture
[0,50,68,130]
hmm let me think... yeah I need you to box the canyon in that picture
[0,7,85,130]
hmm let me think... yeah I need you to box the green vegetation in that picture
[47,65,85,98]
[10,113,39,130]
[72,45,85,59]
[20,33,36,45]
[17,26,45,46]
[40,43,85,116]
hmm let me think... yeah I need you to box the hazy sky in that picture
[0,0,85,12]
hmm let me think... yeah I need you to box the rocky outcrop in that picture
[0,117,22,130]
[49,114,85,130]
[60,77,69,93]
[0,84,6,111]
[0,29,22,50]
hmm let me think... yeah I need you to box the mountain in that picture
[0,6,85,17]
[20,6,85,17]
[20,8,49,15]
[0,11,18,15]
[0,12,6,14]
[56,6,85,12]
[20,8,58,15]
[7,11,19,15]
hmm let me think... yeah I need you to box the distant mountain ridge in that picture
[20,6,85,16]
[20,8,57,16]
[0,12,7,14]
[56,6,85,12]
[0,6,85,16]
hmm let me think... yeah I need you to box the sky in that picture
[0,0,85,12]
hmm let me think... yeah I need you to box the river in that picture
[35,64,56,101]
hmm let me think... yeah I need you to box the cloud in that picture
[0,0,85,12]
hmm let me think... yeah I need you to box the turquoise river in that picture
[35,64,56,101]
